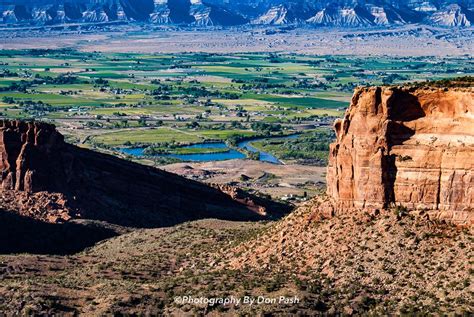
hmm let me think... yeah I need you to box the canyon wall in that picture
[327,86,473,225]
[0,120,64,193]
[0,120,288,227]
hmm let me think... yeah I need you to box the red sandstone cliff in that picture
[327,86,473,226]
[0,120,289,227]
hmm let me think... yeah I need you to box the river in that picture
[118,134,300,164]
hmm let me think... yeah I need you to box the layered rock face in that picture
[0,120,288,227]
[327,86,473,225]
[0,0,249,26]
[0,120,64,193]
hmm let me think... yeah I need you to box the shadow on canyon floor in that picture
[0,209,118,255]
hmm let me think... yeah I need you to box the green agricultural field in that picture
[92,127,203,146]
[0,49,472,161]
[242,93,346,109]
[0,92,107,107]
[144,146,230,155]
[194,129,258,140]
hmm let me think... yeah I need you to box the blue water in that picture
[118,142,245,162]
[119,147,147,156]
[183,143,228,149]
[118,134,299,164]
[237,134,299,164]
[168,149,245,161]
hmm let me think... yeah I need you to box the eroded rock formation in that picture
[0,120,289,227]
[327,86,473,225]
[0,120,64,193]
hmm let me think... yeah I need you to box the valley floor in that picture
[162,159,326,200]
[1,25,473,56]
[0,200,472,315]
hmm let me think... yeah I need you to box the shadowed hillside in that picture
[0,120,290,229]
[0,208,118,254]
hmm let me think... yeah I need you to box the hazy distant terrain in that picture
[1,25,473,56]
[2,0,473,57]
[1,0,474,27]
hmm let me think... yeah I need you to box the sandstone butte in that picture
[327,86,473,226]
[0,120,289,227]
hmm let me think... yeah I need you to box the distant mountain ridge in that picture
[1,0,473,27]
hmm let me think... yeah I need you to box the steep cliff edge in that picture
[327,86,473,225]
[222,85,473,315]
[0,120,289,227]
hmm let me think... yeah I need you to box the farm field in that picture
[1,49,472,176]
